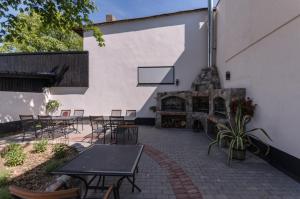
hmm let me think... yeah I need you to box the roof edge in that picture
[0,51,89,57]
[93,8,208,26]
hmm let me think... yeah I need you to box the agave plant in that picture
[208,105,272,165]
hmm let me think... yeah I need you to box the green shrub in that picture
[2,143,26,167]
[52,144,67,159]
[1,143,20,158]
[46,100,60,114]
[0,187,12,199]
[0,169,10,186]
[33,139,48,153]
[44,159,64,174]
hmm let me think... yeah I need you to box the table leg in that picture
[126,176,141,192]
[69,175,88,199]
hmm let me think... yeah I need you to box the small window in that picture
[137,66,175,85]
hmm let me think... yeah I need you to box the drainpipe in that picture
[208,0,213,68]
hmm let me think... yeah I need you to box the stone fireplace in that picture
[155,67,246,130]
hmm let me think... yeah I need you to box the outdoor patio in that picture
[1,125,299,199]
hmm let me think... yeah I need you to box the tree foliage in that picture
[0,0,104,50]
[0,12,84,52]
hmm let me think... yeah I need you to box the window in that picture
[137,66,175,85]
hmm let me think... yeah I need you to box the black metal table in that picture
[52,144,144,199]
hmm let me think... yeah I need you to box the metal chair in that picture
[111,110,122,117]
[60,110,71,117]
[9,185,114,199]
[125,110,136,117]
[60,110,76,131]
[19,115,39,141]
[109,116,124,142]
[125,110,136,125]
[116,125,139,145]
[38,115,66,139]
[89,116,108,144]
[74,110,84,131]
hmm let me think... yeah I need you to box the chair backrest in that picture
[19,115,34,121]
[111,110,122,117]
[89,116,103,131]
[125,110,136,117]
[60,110,71,117]
[109,116,124,127]
[73,110,84,117]
[38,115,52,128]
[19,115,35,131]
[9,185,80,199]
[116,125,139,145]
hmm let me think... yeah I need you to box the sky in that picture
[89,0,218,23]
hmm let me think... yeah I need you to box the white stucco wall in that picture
[52,10,208,118]
[216,0,300,158]
[0,91,48,122]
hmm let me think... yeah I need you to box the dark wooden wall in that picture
[0,51,89,92]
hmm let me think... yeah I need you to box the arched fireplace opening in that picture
[213,97,226,118]
[161,96,186,112]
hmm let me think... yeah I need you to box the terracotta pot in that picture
[232,148,246,160]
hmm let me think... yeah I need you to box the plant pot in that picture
[232,148,246,160]
[220,139,229,148]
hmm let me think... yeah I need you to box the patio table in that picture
[51,116,80,133]
[52,144,144,199]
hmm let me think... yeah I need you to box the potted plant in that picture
[231,97,256,119]
[46,100,60,115]
[220,97,257,148]
[208,104,272,165]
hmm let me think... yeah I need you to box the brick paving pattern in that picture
[145,145,203,199]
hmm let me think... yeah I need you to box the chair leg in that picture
[103,131,106,144]
[22,131,25,142]
[76,120,79,131]
[91,132,93,144]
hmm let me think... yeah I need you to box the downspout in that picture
[208,0,213,68]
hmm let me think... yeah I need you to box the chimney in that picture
[106,14,117,22]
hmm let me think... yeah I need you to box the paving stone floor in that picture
[85,126,300,199]
[1,125,299,199]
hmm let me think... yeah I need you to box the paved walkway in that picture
[1,125,299,199]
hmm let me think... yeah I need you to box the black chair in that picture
[125,110,136,117]
[116,125,139,145]
[38,115,67,139]
[89,116,108,144]
[109,116,124,142]
[60,110,71,117]
[60,109,76,131]
[111,110,122,117]
[125,110,136,125]
[74,110,84,131]
[19,115,39,141]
